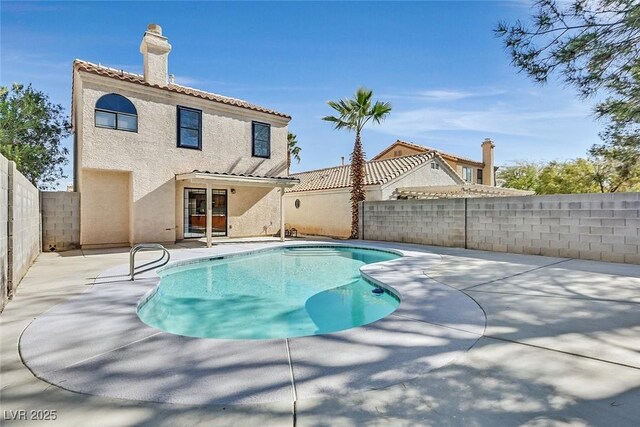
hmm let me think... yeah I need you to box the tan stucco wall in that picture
[454,160,484,184]
[375,145,423,161]
[380,159,458,199]
[76,72,289,245]
[80,169,131,246]
[284,188,381,238]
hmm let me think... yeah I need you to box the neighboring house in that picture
[284,152,463,237]
[285,138,531,238]
[372,139,496,186]
[72,24,297,248]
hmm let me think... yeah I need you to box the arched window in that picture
[95,93,138,132]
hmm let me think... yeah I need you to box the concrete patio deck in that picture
[1,239,640,426]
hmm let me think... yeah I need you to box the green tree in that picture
[496,161,541,191]
[498,157,640,194]
[589,143,640,192]
[496,0,640,169]
[537,159,600,194]
[322,88,391,239]
[0,84,70,189]
[287,131,301,173]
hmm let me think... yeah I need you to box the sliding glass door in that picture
[183,188,227,238]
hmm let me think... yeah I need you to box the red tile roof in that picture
[287,152,463,193]
[372,139,484,167]
[73,60,291,119]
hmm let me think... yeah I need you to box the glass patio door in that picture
[183,188,227,238]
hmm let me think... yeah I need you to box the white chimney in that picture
[341,156,345,166]
[481,138,495,186]
[140,24,171,86]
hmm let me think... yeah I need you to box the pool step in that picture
[282,248,345,256]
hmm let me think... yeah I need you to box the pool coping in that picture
[18,241,486,406]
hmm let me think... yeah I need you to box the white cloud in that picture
[384,87,506,102]
[173,75,202,86]
[374,103,593,138]
[416,90,475,101]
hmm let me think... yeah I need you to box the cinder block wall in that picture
[361,193,640,264]
[8,161,41,298]
[0,156,9,311]
[467,193,640,263]
[361,199,466,247]
[42,192,80,251]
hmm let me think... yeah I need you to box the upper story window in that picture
[477,169,483,184]
[252,121,270,158]
[462,166,473,183]
[177,106,202,149]
[95,93,137,132]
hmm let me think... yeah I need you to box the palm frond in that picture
[371,101,392,124]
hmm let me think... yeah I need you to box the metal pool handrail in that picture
[129,243,170,281]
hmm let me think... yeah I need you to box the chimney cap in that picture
[147,23,162,35]
[482,137,495,147]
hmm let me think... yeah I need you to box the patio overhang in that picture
[175,171,299,188]
[176,171,299,246]
[395,184,535,199]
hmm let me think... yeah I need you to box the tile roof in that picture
[287,152,462,193]
[73,60,291,119]
[372,139,484,166]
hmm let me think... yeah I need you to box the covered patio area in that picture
[175,171,299,246]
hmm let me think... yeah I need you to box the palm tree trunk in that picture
[350,131,366,239]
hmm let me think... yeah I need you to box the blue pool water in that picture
[137,246,400,339]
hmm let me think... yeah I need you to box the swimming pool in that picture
[137,246,401,339]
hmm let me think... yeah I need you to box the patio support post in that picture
[206,182,212,248]
[279,186,285,242]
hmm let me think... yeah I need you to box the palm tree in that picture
[287,132,301,174]
[322,88,391,239]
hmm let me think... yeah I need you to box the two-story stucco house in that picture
[372,139,497,185]
[72,24,298,248]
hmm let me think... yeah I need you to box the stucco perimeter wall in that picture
[0,156,8,311]
[42,192,80,251]
[7,160,41,300]
[361,193,640,264]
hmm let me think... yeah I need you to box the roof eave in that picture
[176,172,299,188]
[74,60,292,120]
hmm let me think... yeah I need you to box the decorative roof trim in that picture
[73,59,291,119]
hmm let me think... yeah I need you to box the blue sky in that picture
[2,1,604,188]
